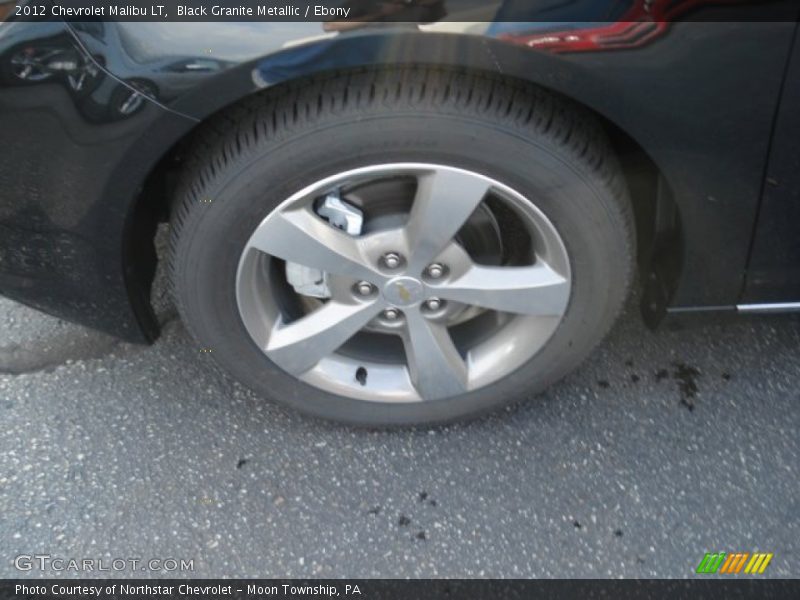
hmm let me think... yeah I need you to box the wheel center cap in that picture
[382,276,425,307]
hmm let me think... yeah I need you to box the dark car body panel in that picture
[0,20,196,341]
[1,6,799,341]
[742,31,800,304]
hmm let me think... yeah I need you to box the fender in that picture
[2,19,794,341]
[69,21,795,313]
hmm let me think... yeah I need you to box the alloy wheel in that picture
[236,163,571,403]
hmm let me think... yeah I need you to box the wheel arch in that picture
[126,41,683,338]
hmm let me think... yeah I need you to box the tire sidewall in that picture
[173,111,630,426]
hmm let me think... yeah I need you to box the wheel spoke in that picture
[405,168,491,271]
[235,163,574,405]
[435,262,569,316]
[402,309,468,400]
[248,207,381,282]
[265,299,384,375]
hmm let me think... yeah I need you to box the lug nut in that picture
[425,298,443,311]
[426,263,445,279]
[382,252,403,269]
[383,308,401,321]
[356,281,374,296]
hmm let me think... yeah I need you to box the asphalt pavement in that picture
[1,268,798,578]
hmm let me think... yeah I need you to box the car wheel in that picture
[170,68,635,426]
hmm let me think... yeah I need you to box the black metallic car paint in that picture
[742,28,800,303]
[1,7,798,341]
[0,21,195,340]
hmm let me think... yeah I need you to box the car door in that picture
[741,27,800,307]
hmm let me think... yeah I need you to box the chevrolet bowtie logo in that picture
[383,277,424,306]
[397,284,412,303]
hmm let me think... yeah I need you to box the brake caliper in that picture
[285,191,363,299]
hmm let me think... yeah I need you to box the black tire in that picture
[170,68,635,426]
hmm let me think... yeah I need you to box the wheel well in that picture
[128,66,682,336]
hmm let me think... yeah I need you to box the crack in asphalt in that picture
[0,333,129,375]
[0,312,179,377]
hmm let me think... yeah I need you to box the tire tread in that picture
[169,67,636,424]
